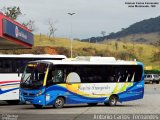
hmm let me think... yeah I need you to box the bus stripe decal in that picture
[46,85,107,100]
[0,83,19,86]
[0,88,19,94]
[0,80,20,84]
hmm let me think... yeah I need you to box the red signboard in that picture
[0,13,33,49]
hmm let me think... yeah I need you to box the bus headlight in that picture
[36,90,42,96]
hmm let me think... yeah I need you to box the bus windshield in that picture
[20,62,48,89]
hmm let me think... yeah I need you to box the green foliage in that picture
[1,6,35,31]
[153,39,160,61]
[22,20,36,31]
[1,6,22,20]
[117,51,137,60]
[122,45,127,49]
[145,70,160,74]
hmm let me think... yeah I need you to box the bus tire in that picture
[6,100,20,105]
[33,104,43,109]
[105,95,118,106]
[53,97,65,108]
[87,103,98,106]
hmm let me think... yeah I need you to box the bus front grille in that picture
[23,93,35,97]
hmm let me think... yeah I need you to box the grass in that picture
[34,34,159,70]
[104,32,160,44]
[0,34,159,70]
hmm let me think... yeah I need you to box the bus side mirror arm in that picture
[17,69,20,77]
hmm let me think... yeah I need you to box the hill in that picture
[103,32,160,45]
[107,16,160,39]
[82,16,160,44]
[0,35,159,70]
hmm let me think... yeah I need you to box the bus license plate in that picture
[26,101,31,104]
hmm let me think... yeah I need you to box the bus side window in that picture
[0,60,3,73]
[1,59,13,73]
[14,58,30,73]
[46,69,64,87]
[53,70,64,83]
[46,69,55,86]
[134,65,143,82]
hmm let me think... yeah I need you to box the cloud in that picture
[0,0,160,39]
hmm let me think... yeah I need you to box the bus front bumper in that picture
[19,89,46,106]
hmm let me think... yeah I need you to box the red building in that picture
[0,13,33,49]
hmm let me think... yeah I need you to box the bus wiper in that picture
[23,75,31,84]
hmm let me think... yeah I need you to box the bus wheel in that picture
[53,97,65,108]
[88,103,98,106]
[6,100,20,105]
[33,104,43,109]
[105,95,118,106]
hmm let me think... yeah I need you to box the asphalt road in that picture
[0,84,160,120]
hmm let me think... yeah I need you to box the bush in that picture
[145,70,160,74]
[153,51,160,61]
[118,51,137,60]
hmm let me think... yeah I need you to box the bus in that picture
[20,56,144,108]
[0,54,66,104]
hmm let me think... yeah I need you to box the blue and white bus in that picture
[0,54,66,104]
[20,56,144,108]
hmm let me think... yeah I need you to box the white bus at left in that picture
[0,54,66,104]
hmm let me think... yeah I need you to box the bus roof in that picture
[30,56,143,65]
[0,54,66,59]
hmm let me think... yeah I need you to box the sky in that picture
[0,0,160,39]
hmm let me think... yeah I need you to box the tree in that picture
[115,41,119,51]
[22,20,36,32]
[101,31,106,37]
[153,39,160,61]
[1,6,22,20]
[1,6,36,31]
[48,19,58,39]
[155,39,160,51]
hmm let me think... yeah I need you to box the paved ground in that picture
[0,84,160,120]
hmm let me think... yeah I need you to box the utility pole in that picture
[68,13,76,58]
[68,12,75,58]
